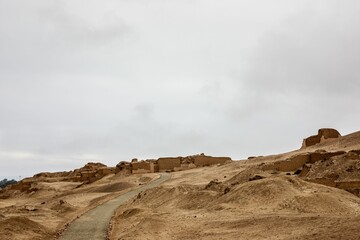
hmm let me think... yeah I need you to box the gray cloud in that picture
[1,0,359,179]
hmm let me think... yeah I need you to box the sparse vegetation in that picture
[0,179,17,189]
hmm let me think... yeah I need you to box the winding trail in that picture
[58,173,171,240]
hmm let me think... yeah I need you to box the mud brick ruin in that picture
[116,154,232,174]
[261,129,360,197]
[301,128,341,148]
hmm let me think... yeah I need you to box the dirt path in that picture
[58,173,171,240]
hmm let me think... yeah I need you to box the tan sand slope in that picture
[110,167,360,239]
[110,129,360,240]
[0,169,159,240]
[1,128,360,239]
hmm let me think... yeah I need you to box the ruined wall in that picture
[116,162,132,174]
[304,179,360,196]
[308,151,346,163]
[193,156,231,167]
[131,161,151,173]
[98,167,117,175]
[75,170,98,182]
[278,154,310,172]
[318,128,341,140]
[302,128,341,148]
[302,135,321,148]
[263,154,310,172]
[263,151,347,173]
[149,162,159,173]
[158,157,181,171]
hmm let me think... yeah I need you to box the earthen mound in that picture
[216,176,360,214]
[133,185,217,210]
[50,200,75,213]
[0,216,51,239]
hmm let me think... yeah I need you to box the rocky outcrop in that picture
[301,128,341,148]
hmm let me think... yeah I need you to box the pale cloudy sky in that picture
[1,0,359,179]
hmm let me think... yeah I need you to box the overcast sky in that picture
[1,0,359,180]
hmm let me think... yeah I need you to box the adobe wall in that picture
[98,167,117,175]
[149,162,159,173]
[279,154,310,172]
[132,161,151,172]
[302,135,321,148]
[158,157,181,171]
[304,179,360,196]
[78,171,97,181]
[308,151,346,163]
[302,128,341,148]
[318,128,341,140]
[116,162,132,174]
[263,151,347,173]
[193,156,231,167]
[263,154,310,172]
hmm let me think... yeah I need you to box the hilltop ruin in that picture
[1,154,231,194]
[117,154,232,174]
[301,128,341,148]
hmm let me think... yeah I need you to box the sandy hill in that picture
[1,128,360,240]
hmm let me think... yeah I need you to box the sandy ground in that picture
[0,172,159,240]
[58,173,170,240]
[110,163,360,240]
[1,131,360,240]
[109,132,360,240]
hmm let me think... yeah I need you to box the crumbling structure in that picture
[3,154,231,194]
[116,154,232,174]
[301,128,341,148]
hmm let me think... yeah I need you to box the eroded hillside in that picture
[109,129,360,240]
[1,129,360,240]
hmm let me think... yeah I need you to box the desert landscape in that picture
[1,128,360,240]
[1,1,360,239]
